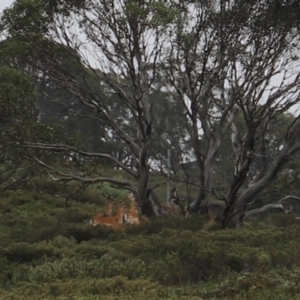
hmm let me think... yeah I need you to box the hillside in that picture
[0,178,299,299]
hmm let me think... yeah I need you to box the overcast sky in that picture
[0,0,299,115]
[0,0,14,14]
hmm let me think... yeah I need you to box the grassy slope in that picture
[0,177,299,299]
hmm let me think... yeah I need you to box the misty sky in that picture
[0,0,299,114]
[0,0,14,14]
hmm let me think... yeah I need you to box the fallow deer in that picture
[162,199,183,216]
[162,188,186,217]
[96,195,115,217]
[128,198,140,225]
[124,193,140,225]
[185,202,225,222]
[89,201,127,229]
[203,203,224,222]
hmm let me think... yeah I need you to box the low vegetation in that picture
[0,178,299,299]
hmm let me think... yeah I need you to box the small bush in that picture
[125,215,206,236]
[1,243,59,263]
[75,242,109,259]
[50,235,77,249]
[53,208,91,223]
[1,185,300,299]
[10,255,148,284]
[65,225,116,242]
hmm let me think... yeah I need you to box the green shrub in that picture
[124,215,206,236]
[65,225,116,242]
[0,257,13,285]
[53,208,91,223]
[50,235,77,249]
[75,242,109,259]
[1,243,59,263]
[2,270,300,299]
[2,185,300,299]
[10,255,148,284]
[0,277,169,300]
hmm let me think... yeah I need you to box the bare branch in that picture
[244,195,300,221]
[23,142,138,179]
[244,203,285,221]
[278,195,300,204]
[34,156,134,189]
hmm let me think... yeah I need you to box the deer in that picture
[185,202,225,222]
[124,193,140,225]
[89,201,127,229]
[162,188,187,217]
[203,203,225,222]
[96,193,115,217]
[162,199,183,216]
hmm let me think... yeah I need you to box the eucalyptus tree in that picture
[1,0,179,215]
[163,0,300,226]
[0,35,80,191]
[3,0,300,224]
[0,66,38,191]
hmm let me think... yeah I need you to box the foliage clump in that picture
[0,183,300,299]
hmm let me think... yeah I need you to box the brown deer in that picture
[162,199,184,216]
[202,203,224,222]
[124,193,140,225]
[96,194,115,217]
[162,188,186,217]
[89,201,127,229]
[185,202,225,222]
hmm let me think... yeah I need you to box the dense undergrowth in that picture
[0,178,300,299]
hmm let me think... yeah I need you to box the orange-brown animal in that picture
[96,198,115,217]
[124,193,140,225]
[89,201,126,229]
[185,202,225,222]
[162,199,184,216]
[162,188,186,217]
[201,203,225,222]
